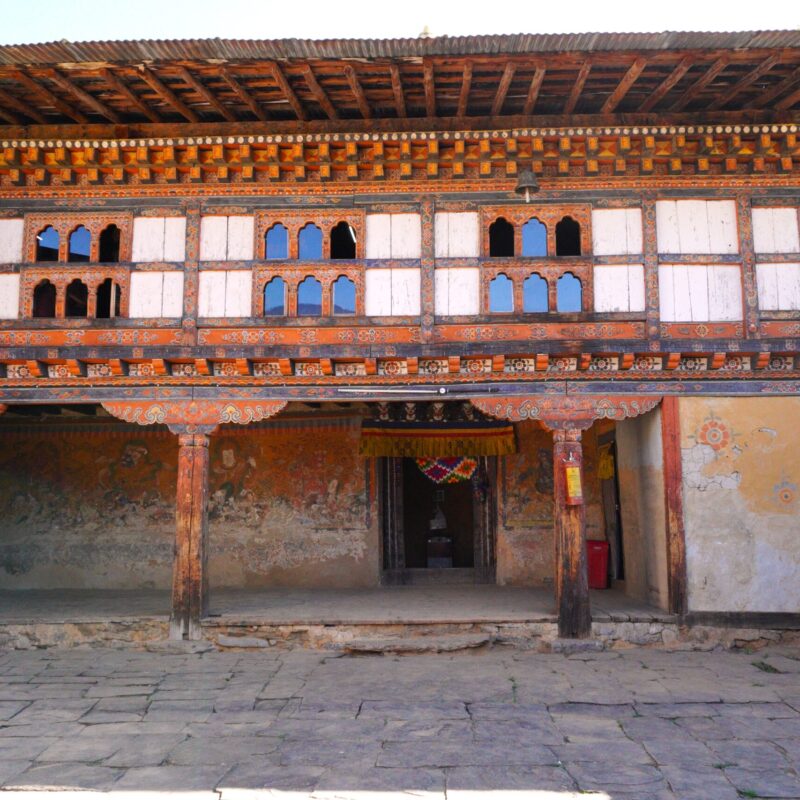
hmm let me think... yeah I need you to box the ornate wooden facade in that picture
[0,31,798,639]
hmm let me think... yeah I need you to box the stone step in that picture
[342,632,491,654]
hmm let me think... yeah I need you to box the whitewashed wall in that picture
[593,265,645,312]
[199,216,255,261]
[752,208,800,254]
[129,272,184,318]
[365,268,420,315]
[366,214,422,259]
[0,220,24,263]
[0,274,20,319]
[659,264,742,321]
[757,264,800,311]
[656,200,738,254]
[198,270,252,317]
[434,212,480,257]
[434,269,480,315]
[132,217,186,262]
[591,209,643,255]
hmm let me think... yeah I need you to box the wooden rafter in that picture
[0,105,21,124]
[343,65,371,119]
[751,64,800,109]
[13,70,88,123]
[669,56,729,112]
[389,63,406,118]
[601,57,647,113]
[267,61,307,121]
[639,56,693,112]
[218,68,268,122]
[491,62,516,117]
[301,64,338,120]
[42,68,122,123]
[522,66,546,115]
[457,61,472,118]
[174,66,236,122]
[563,61,591,115]
[100,68,160,123]
[775,83,800,110]
[0,86,46,124]
[137,66,199,122]
[707,54,780,110]
[423,60,436,117]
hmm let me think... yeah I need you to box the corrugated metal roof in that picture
[1,30,799,66]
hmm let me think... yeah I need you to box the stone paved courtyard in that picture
[0,642,799,798]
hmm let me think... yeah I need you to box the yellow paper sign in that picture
[565,465,583,501]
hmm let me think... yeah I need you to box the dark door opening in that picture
[599,433,625,582]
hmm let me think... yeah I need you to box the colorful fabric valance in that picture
[416,456,478,484]
[359,420,516,457]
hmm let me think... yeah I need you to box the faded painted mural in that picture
[497,420,604,586]
[0,415,378,590]
[681,397,800,613]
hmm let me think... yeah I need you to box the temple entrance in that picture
[380,456,497,585]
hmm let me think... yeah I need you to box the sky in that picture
[0,0,797,44]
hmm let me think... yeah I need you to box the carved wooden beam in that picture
[491,62,516,116]
[522,66,546,115]
[343,65,371,120]
[471,395,661,431]
[42,68,122,123]
[302,64,338,120]
[100,68,160,123]
[218,67,268,122]
[639,56,693,113]
[601,57,647,114]
[423,59,436,117]
[13,70,89,123]
[268,61,307,121]
[389,63,406,118]
[0,86,46,124]
[101,399,288,435]
[137,66,199,123]
[669,56,729,112]
[752,64,800,109]
[174,66,236,122]
[563,61,591,115]
[707,54,780,111]
[457,61,472,118]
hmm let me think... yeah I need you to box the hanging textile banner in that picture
[359,420,516,457]
[416,456,478,484]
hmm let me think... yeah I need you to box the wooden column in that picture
[171,431,211,640]
[553,428,591,638]
[661,396,688,615]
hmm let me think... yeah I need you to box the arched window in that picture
[36,226,59,262]
[68,226,91,263]
[297,276,322,315]
[32,280,56,317]
[96,278,121,319]
[265,223,288,259]
[263,277,286,316]
[489,217,514,257]
[65,279,88,317]
[556,272,582,312]
[298,223,323,260]
[489,274,513,312]
[98,225,120,263]
[330,221,356,259]
[333,276,356,315]
[522,218,547,257]
[523,273,548,312]
[555,216,581,256]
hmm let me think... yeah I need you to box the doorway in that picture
[598,430,625,583]
[380,456,496,585]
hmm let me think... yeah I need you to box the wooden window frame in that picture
[252,266,365,317]
[21,266,130,319]
[255,210,365,260]
[24,212,133,263]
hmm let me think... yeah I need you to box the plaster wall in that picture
[681,396,800,613]
[615,410,668,609]
[0,416,378,591]
[496,420,604,586]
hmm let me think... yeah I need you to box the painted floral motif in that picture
[773,478,797,505]
[695,414,732,452]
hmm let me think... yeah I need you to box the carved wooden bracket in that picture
[471,395,661,431]
[101,399,288,435]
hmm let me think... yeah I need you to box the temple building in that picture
[0,31,798,645]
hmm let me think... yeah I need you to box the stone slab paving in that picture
[0,644,798,798]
